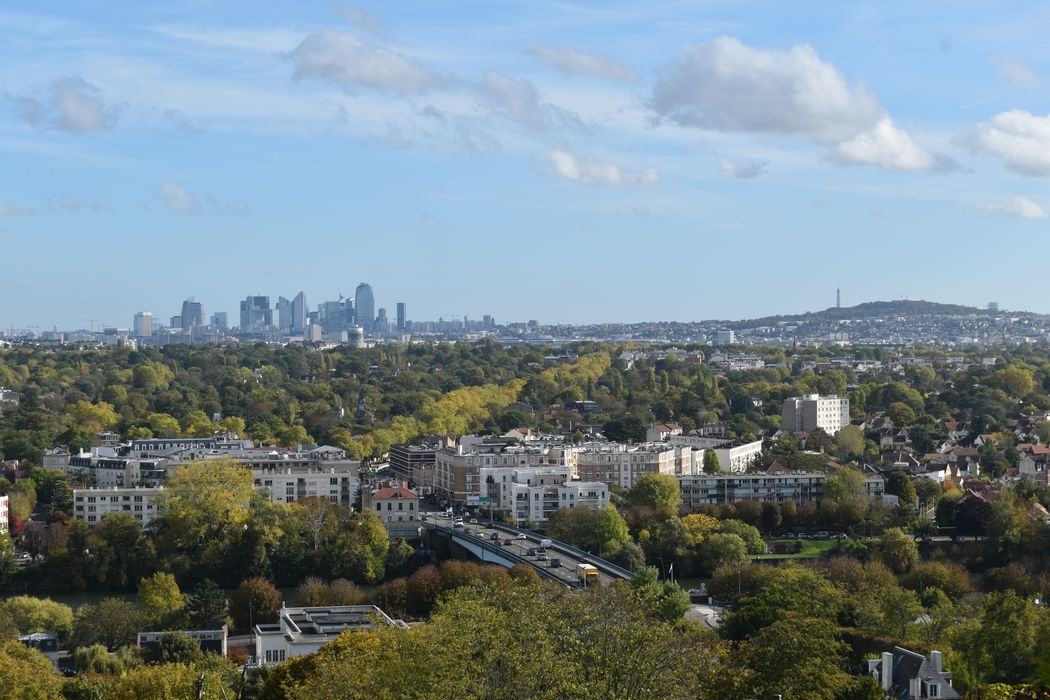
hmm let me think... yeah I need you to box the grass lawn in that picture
[752,538,839,560]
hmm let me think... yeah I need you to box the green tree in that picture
[0,597,73,641]
[229,577,281,630]
[717,519,765,554]
[987,366,1036,397]
[186,579,227,629]
[0,639,65,699]
[157,631,202,664]
[138,572,186,630]
[878,527,919,573]
[156,458,256,550]
[885,470,918,505]
[739,616,851,700]
[72,599,143,651]
[835,425,865,461]
[697,533,748,575]
[703,450,721,474]
[627,473,681,516]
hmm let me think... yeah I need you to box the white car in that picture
[517,533,527,540]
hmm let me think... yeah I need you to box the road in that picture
[425,514,628,587]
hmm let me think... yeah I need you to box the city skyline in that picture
[1,2,1049,329]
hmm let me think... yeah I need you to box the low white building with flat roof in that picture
[254,605,406,665]
[72,486,162,526]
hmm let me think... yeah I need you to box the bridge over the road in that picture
[424,517,634,588]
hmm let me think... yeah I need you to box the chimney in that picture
[881,652,894,692]
[930,650,942,673]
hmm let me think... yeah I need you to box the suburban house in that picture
[867,647,960,699]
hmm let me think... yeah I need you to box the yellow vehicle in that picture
[576,564,598,587]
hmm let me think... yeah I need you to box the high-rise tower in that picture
[354,283,375,334]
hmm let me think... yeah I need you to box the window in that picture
[376,504,382,511]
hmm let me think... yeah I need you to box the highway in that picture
[424,514,633,588]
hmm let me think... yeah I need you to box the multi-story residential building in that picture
[254,605,405,666]
[575,443,682,489]
[667,435,763,473]
[253,467,357,506]
[677,471,887,510]
[434,437,578,506]
[73,486,162,526]
[0,494,8,533]
[781,394,850,435]
[480,466,608,527]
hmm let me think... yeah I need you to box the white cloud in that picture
[651,37,882,139]
[831,117,940,171]
[966,110,1050,176]
[342,7,384,36]
[0,201,34,216]
[719,158,767,179]
[475,73,580,130]
[996,57,1039,87]
[13,77,118,134]
[156,181,199,215]
[525,45,640,83]
[153,25,305,52]
[290,31,441,94]
[542,149,657,187]
[976,196,1047,220]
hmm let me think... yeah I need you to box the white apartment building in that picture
[434,437,580,506]
[575,443,681,489]
[480,466,609,527]
[668,435,764,474]
[781,394,850,436]
[678,471,887,510]
[73,487,162,526]
[253,466,359,506]
[254,605,406,665]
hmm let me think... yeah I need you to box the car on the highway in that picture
[549,558,560,568]
[502,539,513,546]
[526,548,536,556]
[517,533,527,540]
[538,553,548,561]
[490,532,500,541]
[453,521,464,528]
[469,518,478,524]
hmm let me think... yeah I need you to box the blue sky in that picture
[1,1,1049,329]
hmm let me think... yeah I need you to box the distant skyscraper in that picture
[240,296,272,333]
[133,312,153,338]
[376,307,388,335]
[211,312,228,330]
[988,301,999,313]
[275,296,292,332]
[836,287,841,309]
[396,302,406,333]
[354,283,375,334]
[180,299,203,329]
[715,330,736,346]
[291,291,308,334]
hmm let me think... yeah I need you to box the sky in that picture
[1,1,1049,330]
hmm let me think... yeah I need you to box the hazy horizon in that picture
[1,2,1048,329]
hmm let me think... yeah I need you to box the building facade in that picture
[781,394,850,435]
[72,486,162,526]
[481,466,608,527]
[354,283,375,334]
[254,605,405,665]
[677,471,887,510]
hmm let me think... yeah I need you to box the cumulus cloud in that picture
[542,149,657,187]
[525,45,640,83]
[651,37,882,139]
[975,196,1047,220]
[290,31,441,94]
[996,57,1039,87]
[12,77,118,134]
[831,117,941,171]
[156,181,200,215]
[965,110,1050,176]
[342,7,384,36]
[475,73,581,130]
[719,158,767,179]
